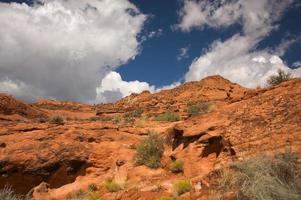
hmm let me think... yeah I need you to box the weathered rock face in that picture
[0,76,300,200]
[0,93,47,119]
[33,99,93,112]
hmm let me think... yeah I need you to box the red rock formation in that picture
[0,76,300,200]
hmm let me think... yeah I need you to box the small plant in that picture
[169,159,184,173]
[267,69,292,86]
[88,183,98,192]
[173,180,192,195]
[158,196,175,200]
[104,179,121,192]
[0,186,22,200]
[49,115,64,125]
[86,192,101,200]
[187,102,212,116]
[155,112,180,122]
[112,115,122,124]
[75,189,86,199]
[135,131,164,168]
[124,109,143,118]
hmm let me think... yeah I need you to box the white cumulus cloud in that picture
[0,0,146,102]
[96,71,154,103]
[96,71,181,103]
[177,0,300,88]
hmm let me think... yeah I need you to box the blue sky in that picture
[0,0,300,103]
[118,0,301,87]
[118,0,242,86]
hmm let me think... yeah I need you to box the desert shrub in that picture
[124,109,143,118]
[135,131,164,168]
[169,159,184,173]
[155,112,180,122]
[89,116,101,122]
[173,180,192,195]
[158,196,175,200]
[267,69,292,86]
[0,186,32,200]
[187,102,212,116]
[0,186,21,200]
[104,180,121,192]
[49,115,64,125]
[85,192,101,200]
[64,189,86,200]
[216,149,301,200]
[88,183,98,192]
[112,115,122,124]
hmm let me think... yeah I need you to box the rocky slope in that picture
[0,76,300,200]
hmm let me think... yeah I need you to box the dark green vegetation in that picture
[135,131,164,168]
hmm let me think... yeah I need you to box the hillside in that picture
[0,76,300,200]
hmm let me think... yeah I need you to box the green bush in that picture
[135,131,164,168]
[104,180,121,192]
[173,180,192,195]
[155,112,180,122]
[216,149,301,200]
[49,115,64,125]
[267,69,292,86]
[169,159,184,173]
[187,102,212,116]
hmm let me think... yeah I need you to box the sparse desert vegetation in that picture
[49,115,64,125]
[135,131,164,168]
[88,183,98,192]
[104,179,121,192]
[213,150,301,200]
[0,186,31,200]
[0,74,300,200]
[169,159,184,173]
[155,111,180,122]
[187,101,213,116]
[267,69,292,86]
[124,109,144,118]
[173,179,192,196]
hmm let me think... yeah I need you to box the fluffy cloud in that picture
[96,71,154,103]
[0,0,146,102]
[178,0,300,88]
[96,71,181,103]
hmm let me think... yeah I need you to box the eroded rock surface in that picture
[0,76,300,199]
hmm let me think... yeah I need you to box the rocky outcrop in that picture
[0,76,300,199]
[0,93,47,120]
